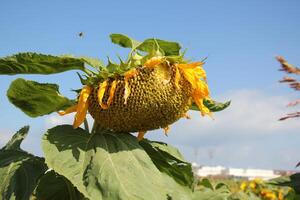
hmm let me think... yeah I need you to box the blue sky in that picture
[0,0,300,170]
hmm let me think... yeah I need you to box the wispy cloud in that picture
[43,89,300,170]
[147,89,300,170]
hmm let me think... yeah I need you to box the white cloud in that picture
[43,89,300,170]
[45,113,94,130]
[146,89,300,170]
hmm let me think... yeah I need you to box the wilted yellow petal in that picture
[144,56,164,68]
[177,60,211,118]
[58,104,78,116]
[194,80,209,98]
[180,69,198,89]
[193,98,211,117]
[124,81,130,105]
[182,113,191,119]
[98,81,108,109]
[177,62,203,69]
[73,86,92,129]
[124,68,138,79]
[163,126,170,136]
[194,67,207,80]
[123,68,138,104]
[137,131,146,141]
[106,80,118,107]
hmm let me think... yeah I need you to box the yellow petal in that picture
[177,62,203,69]
[240,182,247,191]
[106,80,118,107]
[137,131,146,141]
[124,81,130,105]
[123,68,138,104]
[124,68,138,79]
[182,113,191,119]
[98,81,108,109]
[58,104,78,116]
[73,86,92,128]
[144,56,164,68]
[174,66,181,89]
[181,69,198,89]
[163,126,170,136]
[193,98,211,117]
[194,67,207,80]
[194,80,210,98]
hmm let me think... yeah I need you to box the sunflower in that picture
[59,34,227,140]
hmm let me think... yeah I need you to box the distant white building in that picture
[193,164,281,180]
[196,166,226,177]
[228,168,280,180]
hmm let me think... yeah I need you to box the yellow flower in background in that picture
[249,181,256,189]
[240,181,247,191]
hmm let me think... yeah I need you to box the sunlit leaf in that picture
[0,52,85,75]
[138,38,181,56]
[110,33,141,50]
[110,33,181,56]
[192,190,230,200]
[42,125,192,200]
[7,78,74,117]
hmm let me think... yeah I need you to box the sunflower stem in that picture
[84,119,89,132]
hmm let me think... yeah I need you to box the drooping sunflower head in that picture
[59,34,230,139]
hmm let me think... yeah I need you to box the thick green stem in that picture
[84,119,89,132]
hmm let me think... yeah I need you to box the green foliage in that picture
[0,33,233,200]
[35,170,86,200]
[0,52,85,75]
[110,33,181,56]
[110,34,142,50]
[7,78,74,117]
[42,125,192,200]
[140,139,194,188]
[269,173,300,195]
[0,126,47,200]
[190,99,231,112]
[193,178,231,200]
[1,126,29,151]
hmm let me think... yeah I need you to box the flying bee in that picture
[78,32,84,38]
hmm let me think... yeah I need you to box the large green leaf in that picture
[190,99,231,112]
[138,38,181,56]
[1,126,29,151]
[0,127,47,200]
[7,78,74,117]
[0,151,47,200]
[192,190,230,200]
[0,52,85,75]
[110,33,181,56]
[35,170,86,200]
[42,125,192,200]
[140,140,194,188]
[110,34,142,50]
